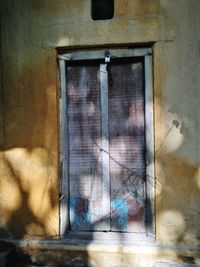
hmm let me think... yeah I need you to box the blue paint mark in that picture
[111,198,129,230]
[70,196,144,230]
[70,197,91,229]
[111,197,144,230]
[70,197,102,229]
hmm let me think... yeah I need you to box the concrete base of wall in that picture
[2,239,200,267]
[154,263,200,267]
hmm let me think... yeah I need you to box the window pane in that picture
[109,61,146,232]
[67,65,103,230]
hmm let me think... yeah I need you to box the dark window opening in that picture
[91,0,114,20]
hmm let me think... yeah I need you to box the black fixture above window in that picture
[91,0,114,20]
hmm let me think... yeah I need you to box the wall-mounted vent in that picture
[91,0,114,20]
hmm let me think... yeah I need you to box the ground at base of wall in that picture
[154,263,200,267]
[12,262,200,267]
[2,240,200,267]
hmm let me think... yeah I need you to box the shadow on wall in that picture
[155,107,200,263]
[0,48,59,240]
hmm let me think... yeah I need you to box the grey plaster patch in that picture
[154,263,200,267]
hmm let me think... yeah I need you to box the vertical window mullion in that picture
[100,64,110,230]
[144,53,155,236]
[59,59,69,235]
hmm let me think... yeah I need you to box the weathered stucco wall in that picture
[0,0,200,265]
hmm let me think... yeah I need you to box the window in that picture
[59,48,154,238]
[91,0,114,20]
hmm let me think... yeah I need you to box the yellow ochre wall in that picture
[0,0,200,256]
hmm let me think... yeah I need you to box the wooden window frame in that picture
[58,47,155,241]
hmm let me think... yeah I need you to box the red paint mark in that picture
[126,199,144,223]
[76,198,89,214]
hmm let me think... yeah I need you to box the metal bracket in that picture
[105,50,110,63]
